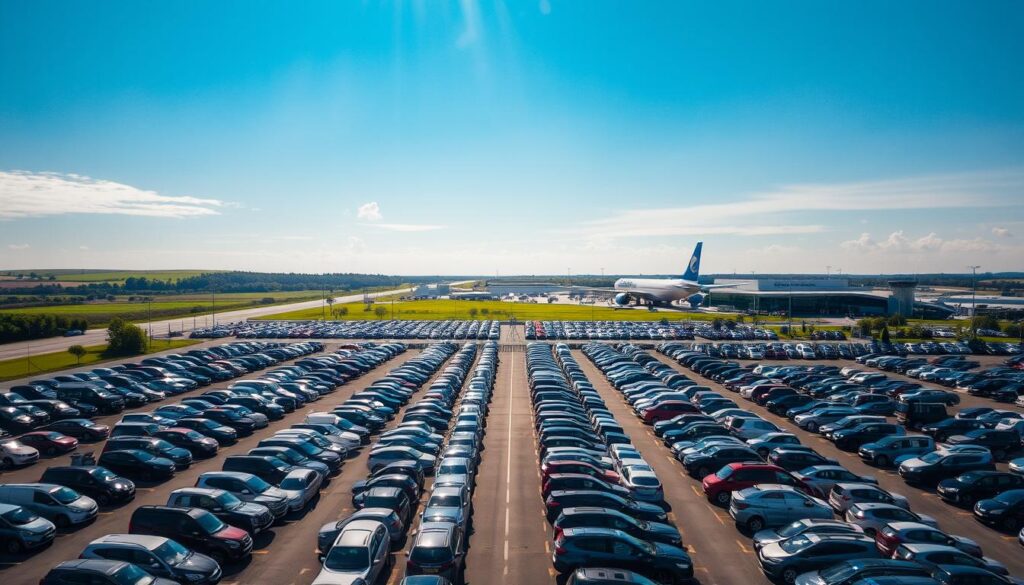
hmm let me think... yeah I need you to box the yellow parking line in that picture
[736,539,753,554]
[691,485,702,497]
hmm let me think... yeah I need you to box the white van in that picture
[305,412,344,428]
[0,483,98,527]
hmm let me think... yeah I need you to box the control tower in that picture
[887,280,918,317]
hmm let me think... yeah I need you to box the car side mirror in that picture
[804,500,814,507]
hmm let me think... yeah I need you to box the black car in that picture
[175,417,238,445]
[167,487,275,535]
[42,559,177,585]
[104,437,193,469]
[98,449,176,480]
[973,489,1024,532]
[351,474,420,504]
[154,428,219,458]
[756,534,881,583]
[406,521,466,583]
[23,399,81,420]
[766,395,815,416]
[545,490,667,523]
[945,430,1021,461]
[768,448,838,472]
[552,506,682,546]
[40,465,136,505]
[921,419,985,442]
[129,505,253,566]
[222,455,297,485]
[681,446,762,479]
[43,418,109,441]
[202,409,256,436]
[938,471,1024,507]
[899,451,996,486]
[0,406,39,434]
[831,423,904,451]
[371,460,426,490]
[552,527,693,584]
[355,486,414,524]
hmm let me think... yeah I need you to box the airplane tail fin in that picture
[682,242,703,281]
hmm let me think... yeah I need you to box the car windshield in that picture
[410,545,451,564]
[133,450,157,461]
[324,545,370,571]
[779,535,814,553]
[243,476,272,492]
[111,564,155,585]
[777,521,806,538]
[154,539,190,566]
[440,465,467,475]
[183,430,205,440]
[216,492,243,510]
[429,495,462,507]
[1,507,38,525]
[50,486,79,504]
[819,562,857,582]
[195,512,226,534]
[715,466,735,480]
[994,490,1024,505]
[280,475,307,490]
[267,457,289,470]
[920,452,944,463]
[959,471,985,483]
[90,468,119,482]
[631,476,660,487]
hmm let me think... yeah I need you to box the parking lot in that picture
[1,324,1023,585]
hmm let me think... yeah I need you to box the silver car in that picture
[793,465,876,499]
[279,468,322,510]
[313,519,390,585]
[828,482,909,514]
[729,484,833,533]
[845,502,937,536]
[420,485,472,527]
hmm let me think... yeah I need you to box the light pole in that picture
[968,265,981,338]
[147,298,153,340]
[211,290,217,327]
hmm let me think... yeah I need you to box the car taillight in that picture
[548,500,560,508]
[554,542,567,554]
[554,527,563,540]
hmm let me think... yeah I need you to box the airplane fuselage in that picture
[613,277,702,303]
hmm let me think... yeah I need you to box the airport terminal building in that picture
[706,278,955,318]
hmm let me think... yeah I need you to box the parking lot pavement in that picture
[466,347,556,585]
[0,347,424,585]
[574,350,774,585]
[647,352,1024,579]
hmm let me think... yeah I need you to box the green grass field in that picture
[0,338,200,382]
[0,290,324,327]
[257,298,736,322]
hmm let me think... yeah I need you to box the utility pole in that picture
[147,298,153,340]
[968,265,981,338]
[211,290,217,327]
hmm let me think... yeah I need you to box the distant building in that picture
[412,283,451,299]
[484,281,561,297]
[706,277,954,318]
[449,291,495,300]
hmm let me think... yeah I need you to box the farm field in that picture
[0,290,325,327]
[0,337,199,381]
[3,269,222,284]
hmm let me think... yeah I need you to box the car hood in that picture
[238,502,268,516]
[20,516,55,534]
[757,541,791,561]
[177,551,220,575]
[645,520,680,540]
[422,506,462,522]
[259,486,290,500]
[652,542,689,562]
[899,458,928,470]
[631,500,666,516]
[751,528,784,548]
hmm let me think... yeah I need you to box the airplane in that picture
[578,242,742,307]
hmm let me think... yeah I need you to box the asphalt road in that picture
[0,286,415,361]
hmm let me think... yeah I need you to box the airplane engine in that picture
[613,292,631,306]
[686,293,705,308]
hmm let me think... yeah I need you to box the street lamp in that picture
[968,265,981,338]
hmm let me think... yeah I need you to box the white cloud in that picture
[539,0,552,15]
[841,231,1002,254]
[356,202,382,221]
[455,0,482,49]
[992,226,1012,238]
[0,170,225,219]
[78,245,90,250]
[372,223,446,232]
[580,169,1023,239]
[7,243,30,250]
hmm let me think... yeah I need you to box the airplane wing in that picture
[699,282,747,291]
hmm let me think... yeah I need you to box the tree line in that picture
[0,313,89,343]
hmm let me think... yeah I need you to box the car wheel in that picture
[782,568,799,584]
[757,449,769,459]
[715,491,731,506]
[54,515,70,529]
[960,494,975,508]
[654,570,673,584]
[697,467,711,480]
[863,527,876,538]
[95,493,110,506]
[874,455,889,467]
[5,538,23,555]
[746,516,765,533]
[993,449,1006,461]
[807,422,818,432]
[45,447,57,456]
[1003,516,1021,532]
[1,457,12,469]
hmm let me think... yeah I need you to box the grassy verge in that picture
[0,290,326,328]
[256,299,737,322]
[0,338,200,382]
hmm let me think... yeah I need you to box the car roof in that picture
[887,521,937,532]
[91,533,166,549]
[53,558,131,574]
[849,502,901,511]
[337,520,382,546]
[415,521,456,546]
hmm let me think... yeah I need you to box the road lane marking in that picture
[735,539,753,554]
[691,485,702,497]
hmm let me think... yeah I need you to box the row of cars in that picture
[316,340,497,585]
[528,342,692,585]
[855,353,1024,405]
[196,320,502,341]
[525,321,696,341]
[645,343,1024,584]
[17,343,408,583]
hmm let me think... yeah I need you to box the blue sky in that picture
[1,1,1023,275]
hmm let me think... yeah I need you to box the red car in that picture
[640,401,699,424]
[540,460,620,484]
[17,430,78,456]
[701,462,810,506]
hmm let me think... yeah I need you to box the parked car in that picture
[729,484,833,532]
[405,521,466,583]
[129,505,253,566]
[314,519,391,585]
[80,533,222,585]
[551,527,693,584]
[973,489,1024,532]
[0,483,98,528]
[752,518,863,550]
[875,522,983,558]
[937,471,1024,507]
[845,502,937,536]
[167,487,275,535]
[0,502,56,554]
[318,508,406,557]
[41,559,177,585]
[39,465,135,506]
[756,533,880,584]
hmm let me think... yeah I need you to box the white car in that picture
[0,438,40,468]
[313,519,390,585]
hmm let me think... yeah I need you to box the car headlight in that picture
[186,573,204,582]
[675,561,691,569]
